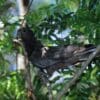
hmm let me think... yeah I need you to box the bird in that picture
[15,26,100,75]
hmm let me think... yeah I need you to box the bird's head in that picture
[16,26,36,43]
[14,26,43,57]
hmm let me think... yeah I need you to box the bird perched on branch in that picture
[15,26,100,75]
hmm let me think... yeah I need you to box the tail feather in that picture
[74,45,100,62]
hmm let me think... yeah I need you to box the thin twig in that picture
[56,45,100,100]
[24,62,36,100]
[20,0,34,27]
[22,45,36,100]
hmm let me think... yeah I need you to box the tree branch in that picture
[56,45,100,100]
[24,62,36,100]
[16,0,36,99]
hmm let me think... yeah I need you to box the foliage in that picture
[0,0,100,100]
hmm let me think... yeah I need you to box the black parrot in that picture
[15,26,100,75]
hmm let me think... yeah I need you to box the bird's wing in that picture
[30,45,99,70]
